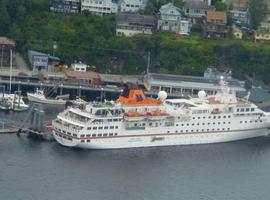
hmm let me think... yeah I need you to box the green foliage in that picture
[249,0,268,29]
[2,0,270,83]
[214,0,228,12]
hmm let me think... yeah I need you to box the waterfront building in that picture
[50,0,81,13]
[28,50,60,74]
[203,11,229,39]
[119,0,147,12]
[116,13,156,37]
[231,0,249,11]
[183,0,215,19]
[143,73,245,96]
[0,37,15,67]
[65,70,101,85]
[157,3,191,35]
[81,0,118,15]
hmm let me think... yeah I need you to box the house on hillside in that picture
[0,37,15,67]
[81,0,118,15]
[232,25,243,39]
[254,27,270,43]
[157,3,191,35]
[65,70,101,85]
[115,13,156,37]
[183,0,215,20]
[119,0,147,12]
[230,9,250,26]
[50,0,81,13]
[203,11,229,39]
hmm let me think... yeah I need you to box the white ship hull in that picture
[27,93,66,105]
[53,127,270,149]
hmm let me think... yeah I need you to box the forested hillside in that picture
[1,0,270,82]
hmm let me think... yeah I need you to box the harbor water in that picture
[1,105,270,200]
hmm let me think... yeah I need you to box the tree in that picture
[0,0,11,35]
[214,1,228,12]
[249,0,268,29]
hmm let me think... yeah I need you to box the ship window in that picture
[192,123,195,126]
[198,117,200,119]
[223,122,226,124]
[208,122,210,125]
[222,128,225,130]
[92,134,96,137]
[73,134,77,137]
[202,123,205,125]
[191,130,193,132]
[213,116,216,119]
[116,126,118,129]
[202,129,204,132]
[87,140,90,143]
[103,133,108,136]
[114,133,118,136]
[186,130,188,132]
[104,126,108,129]
[81,140,85,143]
[182,124,184,126]
[87,127,91,130]
[217,128,220,131]
[250,121,252,123]
[228,116,231,118]
[197,123,200,125]
[260,120,263,122]
[110,126,114,129]
[207,129,209,131]
[93,127,97,130]
[181,130,183,133]
[245,121,247,123]
[218,122,220,124]
[208,116,211,119]
[109,133,113,136]
[176,124,179,126]
[149,123,152,126]
[227,128,230,130]
[212,129,215,131]
[223,116,226,118]
[251,108,255,111]
[63,130,66,134]
[228,122,231,124]
[203,117,205,119]
[67,132,71,135]
[246,108,250,112]
[237,108,239,112]
[99,127,103,130]
[193,117,195,119]
[187,124,189,126]
[167,131,170,133]
[213,122,215,124]
[241,108,245,112]
[218,116,221,119]
[87,134,90,137]
[98,134,102,137]
[196,129,199,132]
[113,119,118,122]
[108,119,112,122]
[255,120,258,123]
[142,123,145,126]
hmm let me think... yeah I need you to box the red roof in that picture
[0,37,16,46]
[65,70,100,79]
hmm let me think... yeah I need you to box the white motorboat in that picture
[27,89,67,105]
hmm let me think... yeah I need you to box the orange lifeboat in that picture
[124,111,146,121]
[147,110,169,120]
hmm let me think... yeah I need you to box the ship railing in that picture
[59,112,90,125]
[125,126,145,130]
[53,120,81,133]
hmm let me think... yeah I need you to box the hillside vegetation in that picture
[1,0,270,82]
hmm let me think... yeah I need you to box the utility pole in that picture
[146,51,151,75]
[9,48,13,91]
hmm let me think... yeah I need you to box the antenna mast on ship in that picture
[146,51,150,75]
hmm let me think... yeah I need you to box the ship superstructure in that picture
[52,79,270,149]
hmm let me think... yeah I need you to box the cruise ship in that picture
[52,79,270,149]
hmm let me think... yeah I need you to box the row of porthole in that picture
[167,128,231,134]
[176,121,231,126]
